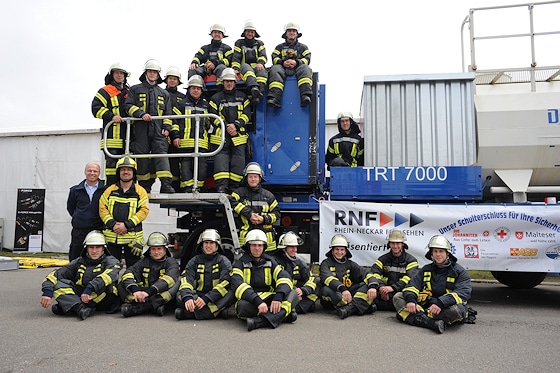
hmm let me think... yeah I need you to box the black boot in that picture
[121,302,151,317]
[175,308,194,320]
[409,312,445,334]
[337,303,358,319]
[51,304,65,316]
[267,97,281,108]
[283,311,298,323]
[160,178,176,193]
[300,94,311,107]
[247,316,270,331]
[76,305,95,320]
[250,86,263,105]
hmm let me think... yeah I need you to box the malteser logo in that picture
[494,227,511,242]
[515,231,524,240]
[510,248,538,257]
[464,244,479,258]
[483,231,490,237]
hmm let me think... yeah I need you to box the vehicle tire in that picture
[490,271,547,289]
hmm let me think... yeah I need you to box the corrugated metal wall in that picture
[361,73,477,167]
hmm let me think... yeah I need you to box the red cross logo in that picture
[496,229,508,239]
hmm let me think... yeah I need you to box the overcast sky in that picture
[2,0,558,132]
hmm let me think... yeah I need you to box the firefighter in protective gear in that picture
[91,62,130,185]
[393,235,473,334]
[326,112,364,168]
[230,229,299,331]
[188,23,233,86]
[371,229,419,310]
[267,22,313,108]
[273,231,319,313]
[164,66,186,191]
[319,234,379,319]
[119,232,180,317]
[175,229,234,320]
[232,20,268,105]
[99,156,149,267]
[125,59,175,194]
[208,68,252,192]
[231,162,280,251]
[40,230,121,320]
[171,75,210,192]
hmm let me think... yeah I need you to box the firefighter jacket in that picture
[166,86,186,116]
[191,40,233,70]
[271,40,311,67]
[67,179,106,230]
[232,38,267,70]
[208,88,250,147]
[99,182,149,244]
[326,120,364,167]
[402,260,471,309]
[125,81,173,132]
[371,250,419,293]
[178,252,232,304]
[41,251,121,299]
[274,251,316,296]
[230,252,293,306]
[121,254,179,296]
[171,93,210,150]
[230,183,280,246]
[320,256,378,293]
[91,82,129,150]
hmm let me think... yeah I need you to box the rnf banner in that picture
[319,201,560,272]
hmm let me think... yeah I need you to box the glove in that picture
[417,289,432,304]
[129,240,144,257]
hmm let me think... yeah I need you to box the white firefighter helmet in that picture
[337,112,355,122]
[329,234,349,248]
[245,229,267,245]
[209,23,228,37]
[277,231,303,249]
[83,230,106,248]
[387,229,407,243]
[187,74,205,89]
[108,62,130,77]
[282,22,302,38]
[241,19,260,38]
[197,229,222,246]
[164,66,182,84]
[425,235,455,260]
[143,59,162,72]
[147,232,168,247]
[220,67,237,82]
[327,234,351,258]
[244,162,264,177]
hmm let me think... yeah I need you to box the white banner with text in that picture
[319,201,560,272]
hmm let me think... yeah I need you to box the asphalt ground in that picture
[1,268,559,373]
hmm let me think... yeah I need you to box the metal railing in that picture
[102,113,225,190]
[461,1,560,91]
